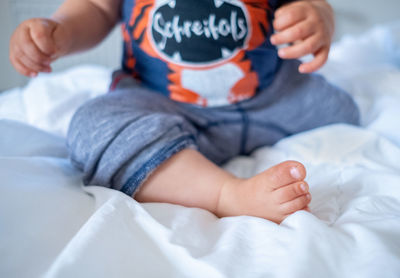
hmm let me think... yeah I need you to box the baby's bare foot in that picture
[216,161,311,223]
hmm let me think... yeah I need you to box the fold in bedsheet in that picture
[1,22,400,278]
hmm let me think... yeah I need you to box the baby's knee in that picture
[67,108,196,194]
[67,96,107,151]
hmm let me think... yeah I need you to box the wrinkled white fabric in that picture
[1,23,400,278]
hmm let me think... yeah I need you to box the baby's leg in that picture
[136,148,310,224]
[68,86,310,223]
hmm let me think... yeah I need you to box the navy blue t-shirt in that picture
[121,0,294,106]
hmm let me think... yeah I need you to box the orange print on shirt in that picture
[126,0,271,106]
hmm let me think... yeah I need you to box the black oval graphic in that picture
[150,0,249,65]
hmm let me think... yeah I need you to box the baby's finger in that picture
[273,4,307,31]
[278,35,322,60]
[271,19,315,45]
[299,47,329,73]
[21,28,52,65]
[12,56,37,77]
[18,52,51,73]
[29,19,57,55]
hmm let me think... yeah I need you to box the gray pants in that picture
[67,60,360,196]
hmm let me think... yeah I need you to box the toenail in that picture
[306,194,311,200]
[300,183,307,192]
[290,167,302,180]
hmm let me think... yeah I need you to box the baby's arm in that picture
[9,0,121,77]
[270,0,334,73]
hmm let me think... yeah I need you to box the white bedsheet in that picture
[1,22,400,278]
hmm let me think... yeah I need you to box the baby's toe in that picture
[280,193,311,215]
[273,181,309,204]
[262,160,306,190]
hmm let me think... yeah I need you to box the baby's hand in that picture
[270,0,334,73]
[9,18,71,77]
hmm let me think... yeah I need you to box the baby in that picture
[9,0,359,223]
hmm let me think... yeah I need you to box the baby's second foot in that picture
[216,161,311,224]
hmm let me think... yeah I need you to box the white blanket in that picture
[1,23,400,278]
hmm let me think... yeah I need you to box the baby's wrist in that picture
[50,20,75,58]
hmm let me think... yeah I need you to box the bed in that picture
[1,12,400,278]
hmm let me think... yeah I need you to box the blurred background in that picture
[0,0,399,91]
